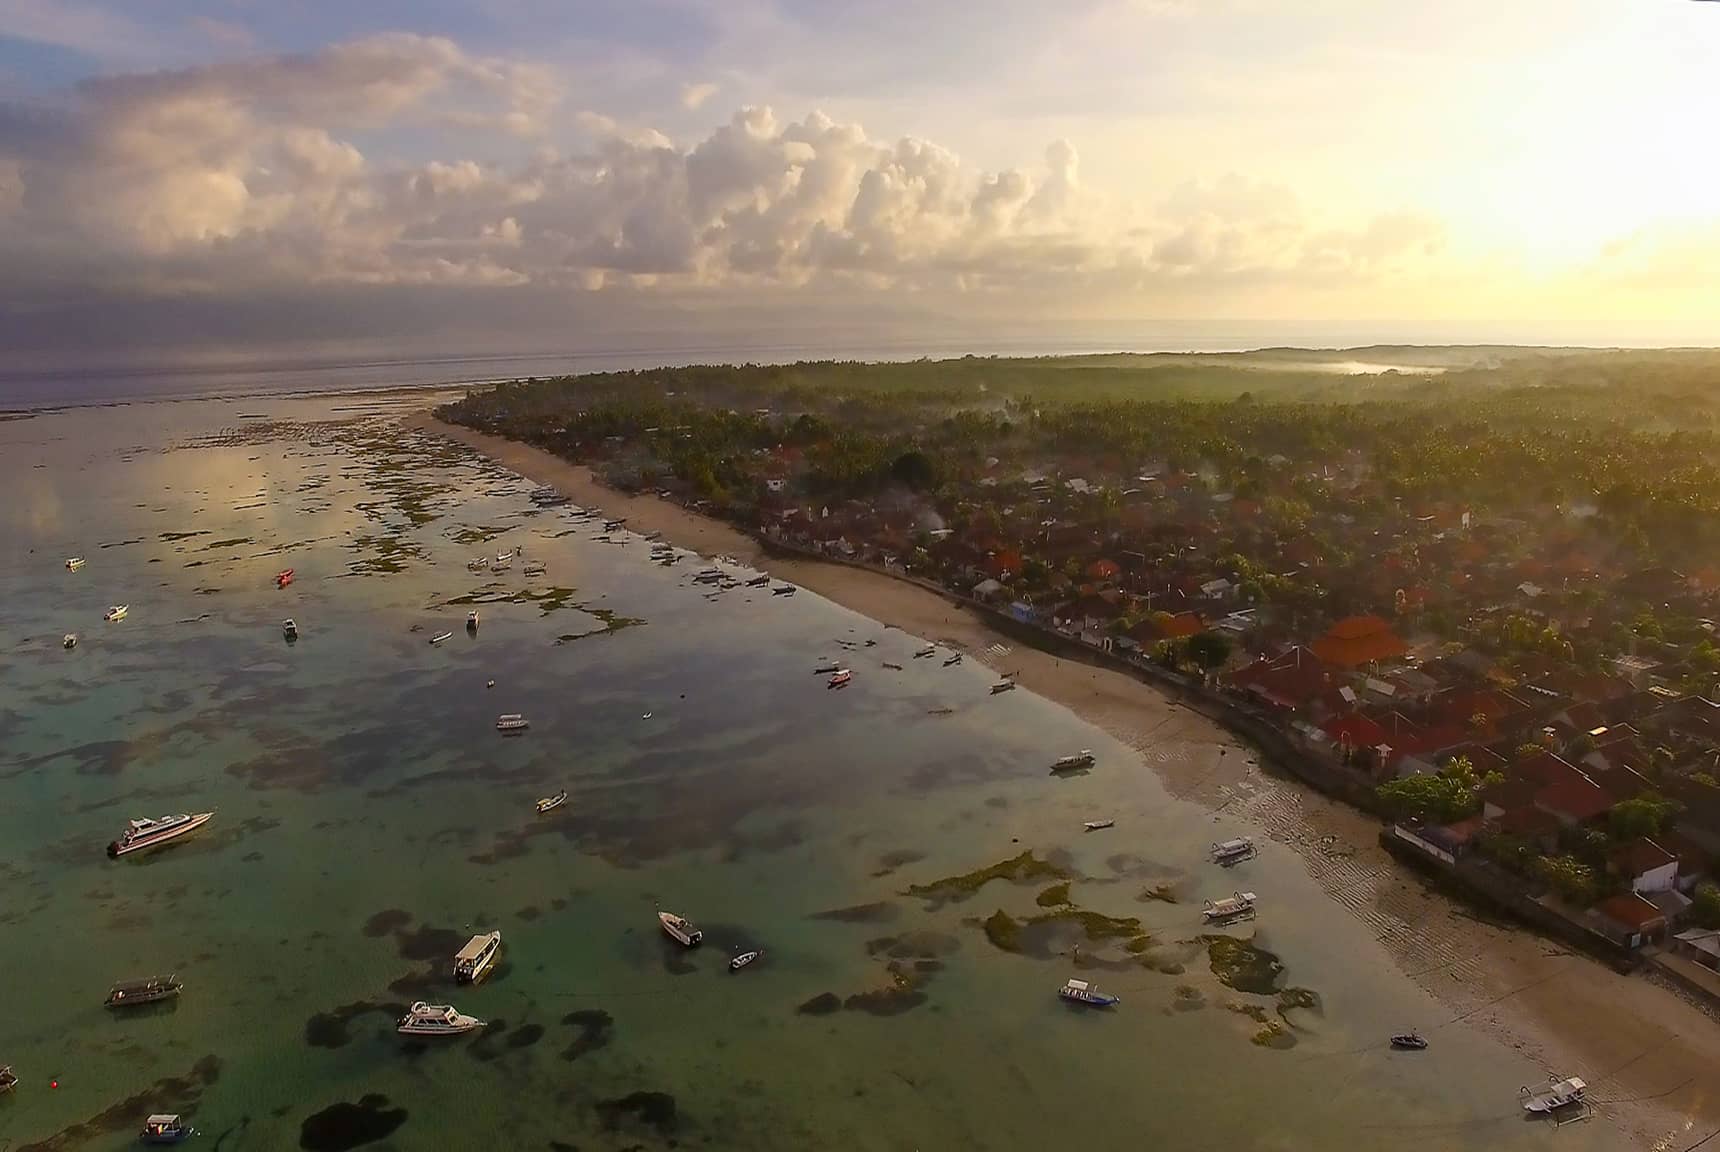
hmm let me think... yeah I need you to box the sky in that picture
[0,0,1717,365]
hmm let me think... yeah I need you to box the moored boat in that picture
[729,949,763,971]
[467,558,486,572]
[772,585,796,596]
[603,518,626,530]
[453,931,502,984]
[746,574,771,587]
[106,975,183,1008]
[107,813,213,858]
[1390,1031,1428,1050]
[397,1001,485,1036]
[1522,1076,1587,1113]
[104,604,128,622]
[1202,891,1258,924]
[276,568,294,588]
[536,789,568,814]
[0,1065,16,1093]
[64,632,77,649]
[1050,750,1096,773]
[429,631,453,645]
[141,1114,192,1144]
[943,653,962,666]
[914,644,937,659]
[282,618,298,640]
[1059,978,1120,1007]
[524,561,546,576]
[1083,819,1115,831]
[814,662,841,674]
[827,669,852,689]
[1210,837,1258,866]
[467,610,480,630]
[990,678,1016,694]
[66,557,85,571]
[496,713,529,732]
[659,910,702,947]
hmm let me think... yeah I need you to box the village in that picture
[442,355,1720,1000]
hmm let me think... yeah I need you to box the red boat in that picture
[276,569,294,588]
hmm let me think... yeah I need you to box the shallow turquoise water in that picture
[0,396,1611,1151]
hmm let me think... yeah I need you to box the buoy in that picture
[51,1079,59,1089]
[486,680,495,688]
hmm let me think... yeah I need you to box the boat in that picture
[107,813,213,858]
[496,714,529,732]
[106,974,183,1008]
[1202,891,1258,924]
[1083,819,1115,832]
[990,679,1017,694]
[276,568,294,588]
[828,669,853,689]
[729,949,763,971]
[397,1001,485,1036]
[1050,750,1096,773]
[490,558,512,572]
[282,618,298,641]
[467,558,486,572]
[1210,837,1258,866]
[694,568,723,583]
[658,910,702,947]
[1522,1076,1588,1113]
[914,644,937,659]
[64,632,77,649]
[523,561,546,576]
[536,789,568,814]
[141,1114,192,1144]
[1390,1031,1428,1050]
[814,663,841,674]
[943,653,962,666]
[1059,978,1120,1007]
[603,518,626,530]
[0,1065,16,1094]
[453,931,502,984]
[466,610,480,630]
[772,585,796,596]
[496,550,514,563]
[104,604,128,622]
[882,662,903,670]
[746,575,771,587]
[66,557,85,571]
[429,631,453,645]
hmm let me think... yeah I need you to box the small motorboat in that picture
[1083,819,1115,832]
[746,575,771,587]
[429,631,453,645]
[828,669,853,689]
[66,557,85,571]
[1390,1031,1428,1050]
[989,679,1017,694]
[104,604,128,622]
[467,558,486,572]
[1522,1076,1588,1114]
[523,561,546,576]
[496,714,529,732]
[882,662,904,670]
[106,975,184,1008]
[0,1065,19,1094]
[814,663,841,674]
[63,633,77,649]
[466,610,480,630]
[603,519,626,530]
[1059,978,1120,1007]
[282,618,298,641]
[276,568,294,588]
[772,585,796,596]
[943,653,962,666]
[729,949,763,971]
[453,931,502,984]
[397,1001,485,1036]
[659,910,702,947]
[1202,891,1258,924]
[141,1114,192,1145]
[1051,750,1096,773]
[914,644,937,659]
[536,789,568,814]
[1210,837,1258,867]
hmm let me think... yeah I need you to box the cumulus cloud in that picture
[680,81,720,110]
[0,33,1448,321]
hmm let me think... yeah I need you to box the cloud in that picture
[680,81,719,110]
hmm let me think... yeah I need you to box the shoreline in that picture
[409,410,1720,1149]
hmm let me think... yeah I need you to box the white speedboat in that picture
[107,812,213,858]
[1210,837,1258,866]
[1083,819,1115,832]
[429,631,453,645]
[1051,750,1096,773]
[1202,891,1258,924]
[990,679,1017,694]
[729,949,763,971]
[1522,1076,1587,1114]
[496,714,529,732]
[659,910,702,947]
[104,605,128,622]
[397,1001,485,1036]
[453,931,501,984]
[536,789,568,814]
[66,557,85,571]
[63,633,77,649]
[282,618,298,640]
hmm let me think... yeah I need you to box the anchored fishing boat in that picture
[106,975,183,1008]
[63,632,77,649]
[746,574,771,587]
[1059,978,1120,1007]
[814,662,842,674]
[1083,819,1115,832]
[1202,891,1258,925]
[658,910,702,947]
[1390,1031,1428,1050]
[397,1001,485,1036]
[914,644,937,659]
[141,1114,192,1144]
[276,568,294,588]
[990,678,1016,694]
[107,813,212,858]
[467,558,486,572]
[729,949,763,971]
[536,789,568,814]
[827,669,853,689]
[467,610,480,630]
[523,561,546,576]
[943,653,962,666]
[453,931,502,984]
[1210,837,1258,866]
[1522,1076,1587,1114]
[104,604,128,622]
[282,619,298,640]
[772,585,796,596]
[1050,750,1096,773]
[0,1065,16,1094]
[66,557,85,571]
[429,631,453,645]
[495,714,529,732]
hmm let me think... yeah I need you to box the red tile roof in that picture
[1494,804,1561,839]
[1226,647,1333,711]
[1325,712,1388,749]
[1614,838,1677,879]
[1534,774,1614,824]
[1596,892,1665,930]
[1311,615,1409,668]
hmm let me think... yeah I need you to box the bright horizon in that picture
[1,0,1717,361]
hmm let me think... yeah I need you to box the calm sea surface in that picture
[0,395,1608,1152]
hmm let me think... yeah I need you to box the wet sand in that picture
[413,411,1720,1150]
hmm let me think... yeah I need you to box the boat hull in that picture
[108,813,213,858]
[659,912,702,947]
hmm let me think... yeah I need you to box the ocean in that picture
[0,392,1609,1151]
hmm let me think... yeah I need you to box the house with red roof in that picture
[1533,772,1614,827]
[1310,615,1409,669]
[1612,838,1679,894]
[1590,892,1668,949]
[1224,647,1334,714]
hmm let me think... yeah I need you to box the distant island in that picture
[440,346,1720,980]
